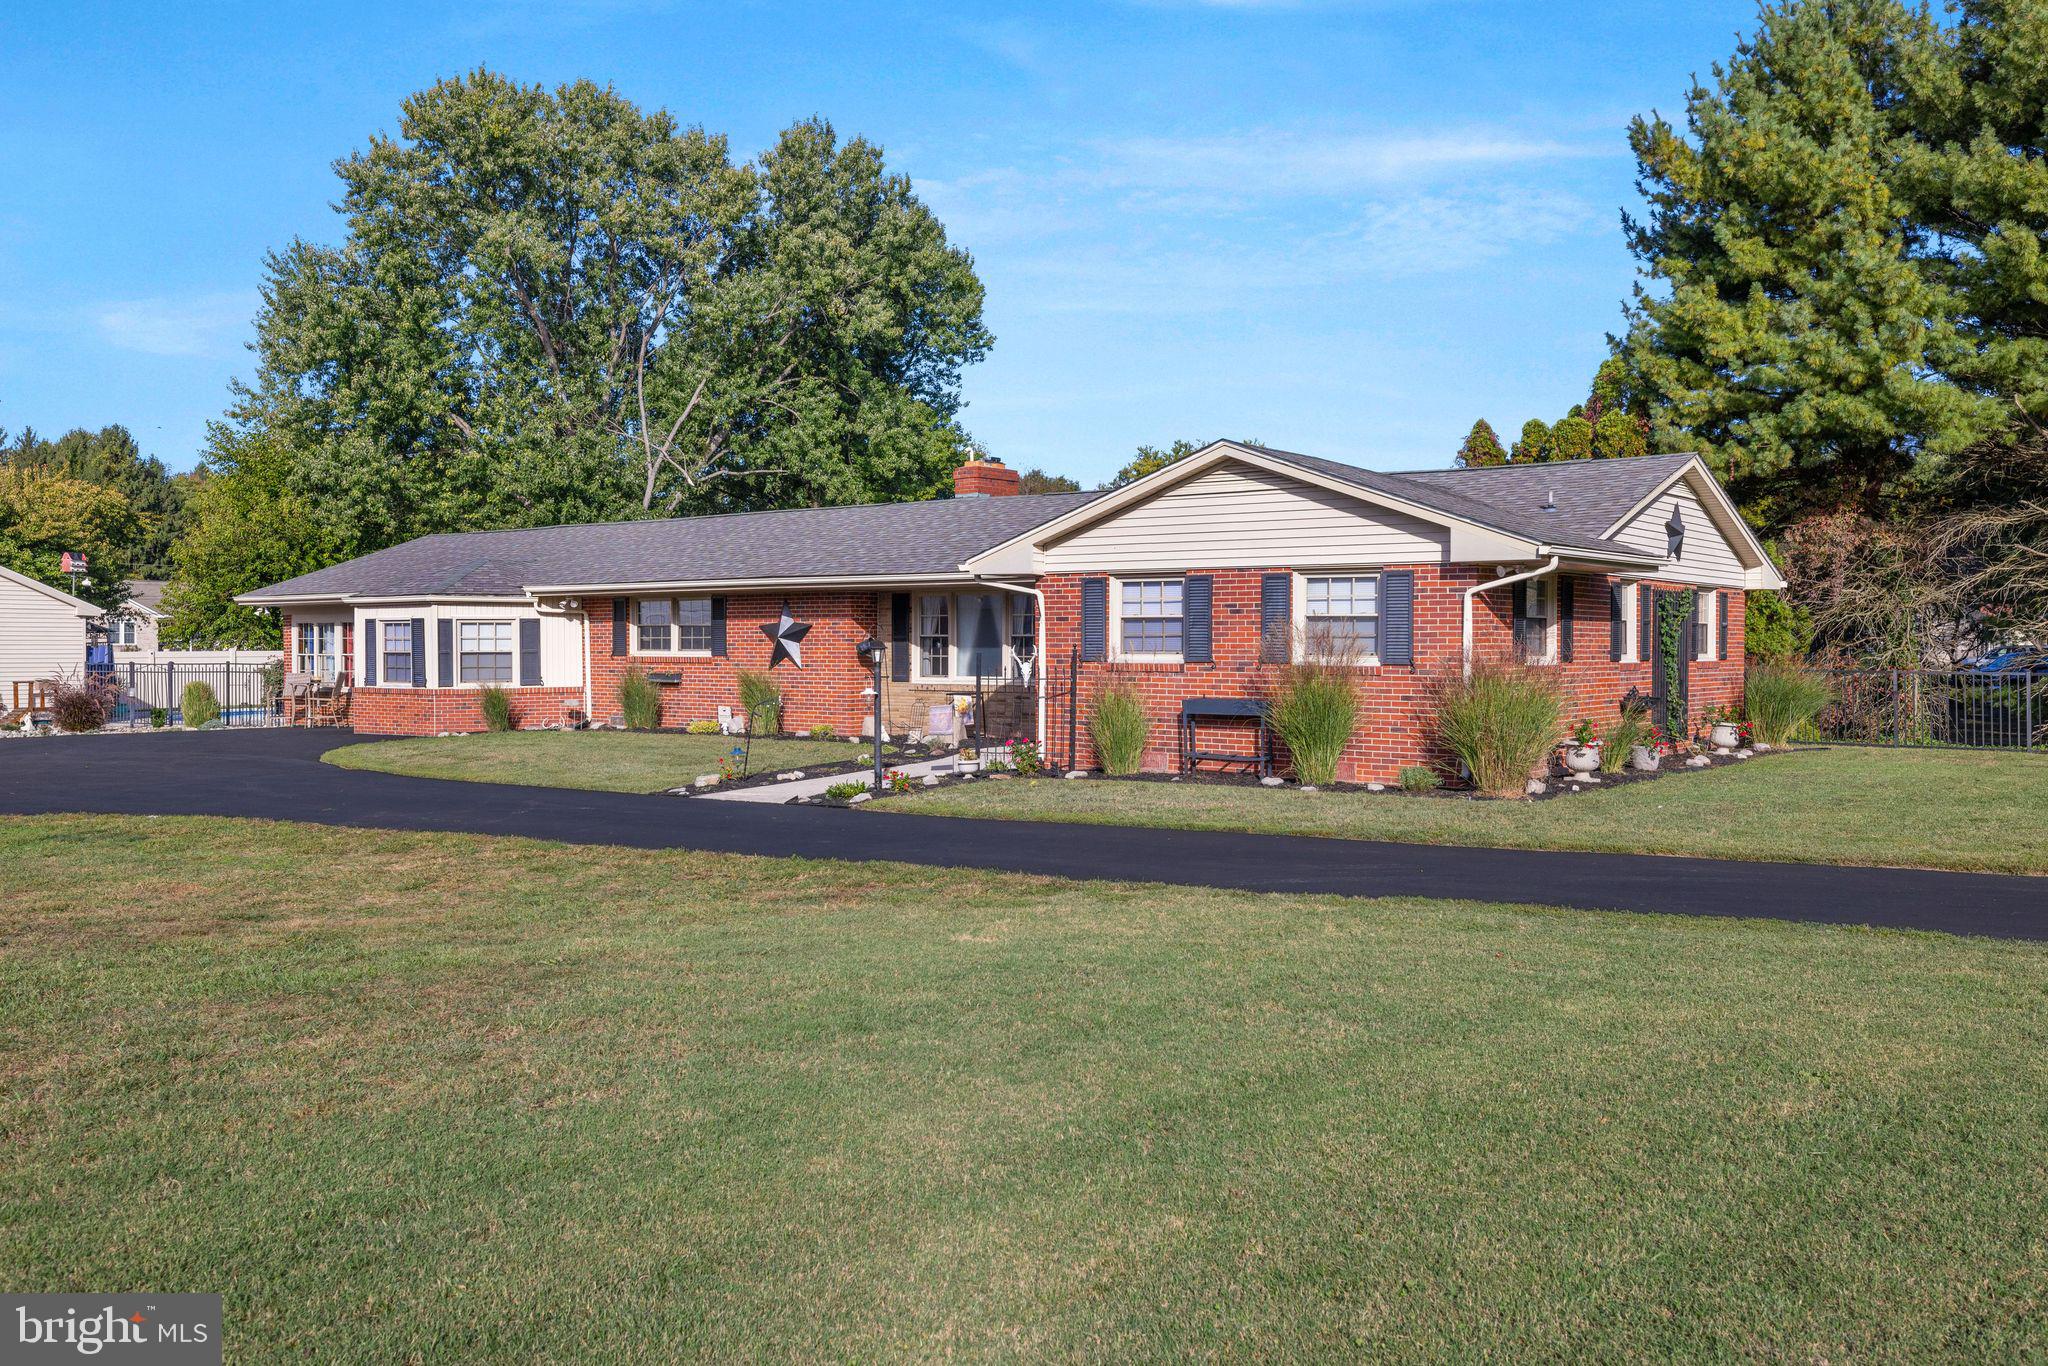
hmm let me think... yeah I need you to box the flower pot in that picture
[1709,722,1742,751]
[1630,745,1660,772]
[1563,745,1601,776]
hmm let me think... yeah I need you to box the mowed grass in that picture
[884,746,2048,874]
[5,816,2047,1360]
[325,729,878,792]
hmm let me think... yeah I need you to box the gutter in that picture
[1462,557,1559,678]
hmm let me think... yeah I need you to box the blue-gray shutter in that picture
[611,598,629,656]
[1080,578,1108,662]
[1182,575,1212,663]
[1381,570,1415,666]
[1259,573,1291,662]
[411,617,427,687]
[1558,576,1575,663]
[438,618,454,687]
[709,597,728,657]
[518,618,541,686]
[890,593,911,682]
[363,619,377,686]
[1717,590,1730,660]
[1609,583,1624,661]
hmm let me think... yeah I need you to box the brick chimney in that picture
[953,456,1021,497]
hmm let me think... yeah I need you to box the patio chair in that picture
[310,673,353,727]
[282,672,316,726]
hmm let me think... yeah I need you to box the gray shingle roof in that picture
[1238,444,1685,559]
[240,492,1104,602]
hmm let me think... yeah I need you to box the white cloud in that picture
[97,291,255,358]
[1091,128,1602,197]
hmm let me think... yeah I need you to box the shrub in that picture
[1603,709,1651,774]
[149,707,169,729]
[479,685,513,732]
[737,670,781,733]
[1745,664,1833,745]
[180,680,221,729]
[1429,657,1564,797]
[824,780,867,800]
[1268,659,1360,787]
[1397,765,1441,793]
[50,675,118,732]
[1086,674,1150,775]
[809,722,835,739]
[618,667,662,730]
[686,719,720,735]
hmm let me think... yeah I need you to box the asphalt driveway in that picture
[1,727,2041,939]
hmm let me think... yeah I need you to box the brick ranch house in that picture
[236,442,1784,783]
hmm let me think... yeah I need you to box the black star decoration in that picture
[761,603,812,668]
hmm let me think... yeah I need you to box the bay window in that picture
[458,621,514,683]
[1118,579,1183,658]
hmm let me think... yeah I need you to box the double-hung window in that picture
[674,597,713,653]
[917,595,952,678]
[107,617,137,648]
[1009,597,1037,678]
[635,598,672,653]
[1621,584,1640,662]
[1119,579,1183,658]
[1303,575,1379,661]
[1697,590,1718,660]
[458,621,514,683]
[1514,578,1557,664]
[297,622,338,680]
[381,621,414,685]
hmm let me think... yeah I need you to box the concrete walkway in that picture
[2,728,2043,939]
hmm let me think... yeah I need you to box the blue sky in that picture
[0,1,1752,485]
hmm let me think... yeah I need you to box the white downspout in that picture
[971,574,1048,753]
[1463,556,1559,677]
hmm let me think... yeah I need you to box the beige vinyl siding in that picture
[349,603,584,689]
[1038,464,1449,573]
[0,577,88,703]
[1610,479,1747,588]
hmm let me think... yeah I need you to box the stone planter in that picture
[1562,745,1602,776]
[1709,722,1742,751]
[1630,745,1660,772]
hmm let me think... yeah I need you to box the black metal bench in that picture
[1179,697,1272,778]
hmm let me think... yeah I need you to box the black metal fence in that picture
[104,661,284,728]
[1785,666,2042,751]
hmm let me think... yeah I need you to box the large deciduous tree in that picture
[2,424,185,577]
[0,465,142,611]
[216,71,990,562]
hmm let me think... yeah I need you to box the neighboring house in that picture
[102,579,168,653]
[235,444,1784,781]
[0,563,99,719]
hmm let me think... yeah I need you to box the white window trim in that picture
[1109,575,1186,664]
[1291,571,1384,666]
[1520,576,1559,666]
[456,619,517,685]
[1697,589,1718,661]
[297,621,340,681]
[628,596,713,659]
[1621,583,1641,663]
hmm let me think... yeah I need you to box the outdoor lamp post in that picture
[855,635,884,789]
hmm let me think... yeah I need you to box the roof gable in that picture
[0,563,101,616]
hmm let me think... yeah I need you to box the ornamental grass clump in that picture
[1745,664,1833,745]
[1087,673,1150,775]
[618,667,662,731]
[1602,708,1651,774]
[179,680,220,729]
[50,675,118,733]
[737,670,781,733]
[1429,657,1564,798]
[1268,657,1360,788]
[479,685,513,732]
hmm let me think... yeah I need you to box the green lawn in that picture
[325,729,880,792]
[4,815,2045,1359]
[883,746,2048,875]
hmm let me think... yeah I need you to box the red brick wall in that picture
[351,686,585,735]
[584,591,881,734]
[1039,567,1745,783]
